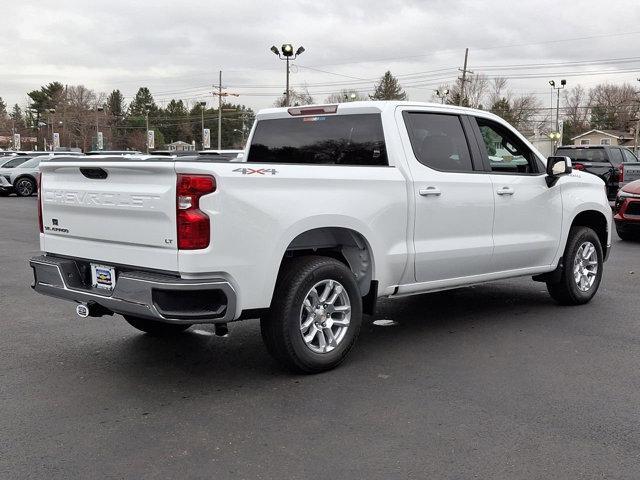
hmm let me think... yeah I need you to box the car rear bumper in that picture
[29,255,237,324]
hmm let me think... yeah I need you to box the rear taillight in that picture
[37,173,43,233]
[176,174,216,250]
[573,162,585,171]
[619,164,624,184]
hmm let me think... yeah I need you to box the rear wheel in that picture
[546,226,603,305]
[124,315,191,336]
[15,177,36,197]
[260,256,362,373]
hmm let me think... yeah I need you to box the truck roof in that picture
[255,100,504,122]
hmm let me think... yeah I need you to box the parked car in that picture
[0,156,46,196]
[613,179,640,240]
[555,145,637,200]
[30,101,612,373]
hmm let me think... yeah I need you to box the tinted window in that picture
[19,158,41,168]
[403,112,473,172]
[476,118,539,174]
[247,114,387,166]
[2,157,29,168]
[609,148,623,166]
[623,149,638,162]
[557,148,606,162]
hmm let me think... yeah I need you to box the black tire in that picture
[616,226,636,241]
[260,255,363,374]
[124,315,191,336]
[546,226,603,305]
[14,177,36,197]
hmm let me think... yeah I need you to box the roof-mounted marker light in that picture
[287,105,338,116]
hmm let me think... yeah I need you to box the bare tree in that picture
[274,87,314,107]
[66,85,97,151]
[325,89,366,103]
[447,73,488,108]
[589,82,639,131]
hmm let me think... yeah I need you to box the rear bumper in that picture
[29,255,237,324]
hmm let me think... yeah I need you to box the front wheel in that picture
[260,256,362,373]
[124,315,192,336]
[547,226,603,305]
[15,177,36,197]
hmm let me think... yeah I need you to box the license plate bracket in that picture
[91,263,116,290]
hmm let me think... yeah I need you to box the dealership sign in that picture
[203,128,211,149]
[147,130,155,150]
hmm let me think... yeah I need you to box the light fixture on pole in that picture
[435,89,450,104]
[549,79,566,147]
[270,44,305,107]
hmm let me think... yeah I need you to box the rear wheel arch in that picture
[273,227,377,312]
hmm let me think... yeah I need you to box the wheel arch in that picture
[570,209,609,259]
[13,174,37,188]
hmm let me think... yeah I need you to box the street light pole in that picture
[198,101,207,149]
[270,44,305,107]
[548,79,566,148]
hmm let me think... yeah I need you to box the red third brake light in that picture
[176,174,216,250]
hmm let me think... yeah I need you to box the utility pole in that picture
[218,70,222,150]
[458,48,473,107]
[211,70,239,150]
[635,78,640,155]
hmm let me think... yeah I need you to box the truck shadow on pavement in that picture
[102,279,579,384]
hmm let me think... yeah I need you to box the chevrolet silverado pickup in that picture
[30,101,612,373]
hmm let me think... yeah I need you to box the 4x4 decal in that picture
[232,167,278,175]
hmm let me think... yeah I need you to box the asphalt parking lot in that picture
[2,197,640,479]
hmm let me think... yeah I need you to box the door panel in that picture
[489,174,562,271]
[400,111,495,283]
[471,116,562,271]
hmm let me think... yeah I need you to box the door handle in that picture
[496,186,515,196]
[419,186,441,197]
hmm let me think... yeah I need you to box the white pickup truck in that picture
[30,101,612,373]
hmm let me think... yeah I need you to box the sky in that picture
[1,0,640,113]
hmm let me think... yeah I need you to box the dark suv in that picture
[555,145,638,200]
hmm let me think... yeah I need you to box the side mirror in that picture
[546,156,572,187]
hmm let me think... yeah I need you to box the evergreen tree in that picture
[106,89,126,118]
[128,87,157,116]
[370,71,407,100]
[0,97,7,118]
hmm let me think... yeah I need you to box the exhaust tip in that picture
[214,323,229,337]
[76,303,90,318]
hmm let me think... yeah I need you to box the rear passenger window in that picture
[609,148,624,166]
[247,113,387,166]
[403,112,474,172]
[623,149,638,162]
[476,118,540,174]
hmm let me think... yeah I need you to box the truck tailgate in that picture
[621,162,640,187]
[40,160,179,271]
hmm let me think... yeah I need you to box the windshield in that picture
[557,148,606,162]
